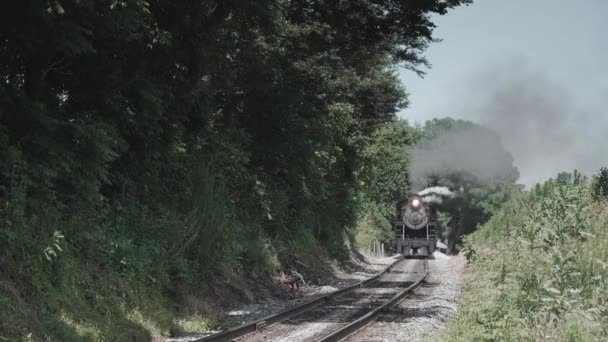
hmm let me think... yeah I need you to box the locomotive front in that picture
[402,196,429,230]
[394,194,437,257]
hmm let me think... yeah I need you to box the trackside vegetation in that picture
[354,117,520,255]
[436,169,608,341]
[0,0,473,340]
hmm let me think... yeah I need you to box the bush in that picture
[437,172,608,341]
[592,167,608,200]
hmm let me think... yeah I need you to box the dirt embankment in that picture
[166,253,398,341]
[165,252,465,342]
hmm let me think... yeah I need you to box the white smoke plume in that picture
[418,186,454,197]
[421,194,444,204]
[439,58,608,185]
[408,118,519,191]
[417,186,456,204]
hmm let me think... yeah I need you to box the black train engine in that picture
[394,194,437,257]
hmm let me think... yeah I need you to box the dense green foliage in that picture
[354,119,419,249]
[0,0,472,340]
[412,118,519,253]
[438,170,608,340]
[592,167,608,200]
[355,117,519,254]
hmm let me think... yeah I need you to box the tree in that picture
[0,0,474,246]
[0,1,475,337]
[355,119,420,248]
[592,167,608,200]
[413,118,519,254]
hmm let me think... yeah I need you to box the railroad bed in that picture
[197,258,428,342]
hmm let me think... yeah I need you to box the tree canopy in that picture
[353,117,520,254]
[0,1,473,339]
[413,118,520,253]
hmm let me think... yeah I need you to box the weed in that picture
[436,173,608,341]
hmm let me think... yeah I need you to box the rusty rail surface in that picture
[194,256,404,342]
[314,259,429,342]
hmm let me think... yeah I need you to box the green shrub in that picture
[592,167,608,200]
[437,172,608,341]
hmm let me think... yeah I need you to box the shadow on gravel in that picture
[386,269,419,274]
[284,306,379,325]
[377,305,452,322]
[373,281,415,288]
[341,261,394,275]
[404,254,435,260]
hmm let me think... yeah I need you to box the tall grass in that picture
[0,158,348,340]
[437,175,608,341]
[0,165,279,340]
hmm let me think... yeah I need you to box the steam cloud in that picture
[409,123,518,190]
[455,58,608,185]
[421,194,443,204]
[417,186,455,204]
[418,186,454,197]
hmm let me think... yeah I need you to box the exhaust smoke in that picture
[417,186,456,204]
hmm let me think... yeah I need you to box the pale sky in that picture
[398,0,608,185]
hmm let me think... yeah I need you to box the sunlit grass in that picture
[59,312,103,341]
[435,178,608,341]
[126,309,164,337]
[174,314,224,333]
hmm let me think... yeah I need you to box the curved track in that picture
[315,259,428,342]
[196,258,427,342]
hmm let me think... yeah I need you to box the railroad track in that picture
[196,258,428,342]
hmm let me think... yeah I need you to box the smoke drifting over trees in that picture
[406,119,520,254]
[409,118,519,190]
[462,59,608,185]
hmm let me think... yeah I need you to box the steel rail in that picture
[314,259,429,342]
[194,256,404,342]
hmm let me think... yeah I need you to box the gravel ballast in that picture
[236,258,425,342]
[344,251,466,342]
[168,252,464,342]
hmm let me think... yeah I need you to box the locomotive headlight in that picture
[412,199,420,207]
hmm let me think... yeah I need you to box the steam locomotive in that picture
[394,193,437,257]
